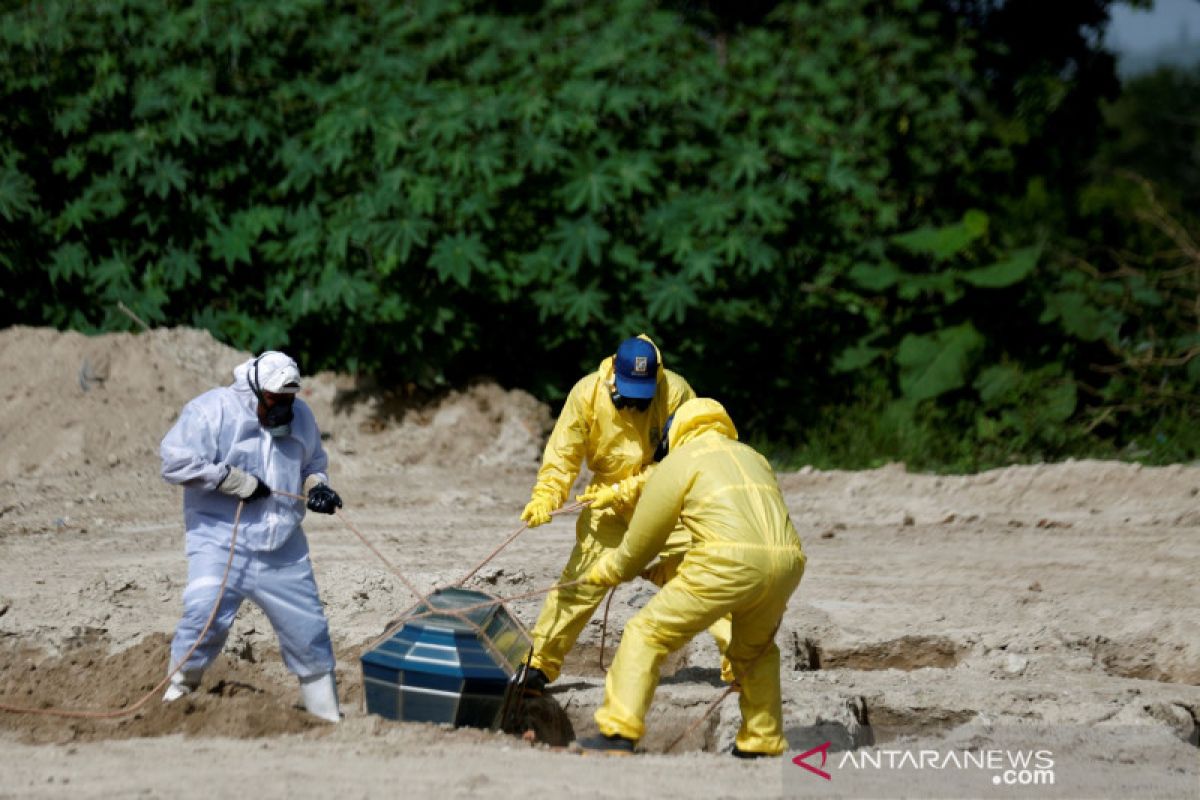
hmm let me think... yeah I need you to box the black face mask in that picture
[610,389,652,412]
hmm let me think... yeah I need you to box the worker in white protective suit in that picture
[159,351,344,722]
[577,398,805,757]
[515,336,731,697]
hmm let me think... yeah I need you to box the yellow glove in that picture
[640,559,673,587]
[582,563,620,588]
[520,498,554,528]
[577,483,618,510]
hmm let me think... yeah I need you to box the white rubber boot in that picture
[162,669,202,702]
[299,671,341,722]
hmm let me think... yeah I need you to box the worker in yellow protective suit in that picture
[516,336,730,695]
[576,398,805,757]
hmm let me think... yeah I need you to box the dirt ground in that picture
[0,326,1197,799]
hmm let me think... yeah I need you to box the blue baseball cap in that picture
[613,337,659,399]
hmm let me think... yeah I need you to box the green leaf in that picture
[239,206,283,238]
[551,216,610,272]
[91,251,134,295]
[683,249,719,286]
[159,248,200,290]
[379,216,432,265]
[740,191,788,229]
[961,246,1039,288]
[961,209,989,238]
[645,273,698,324]
[1127,275,1163,308]
[54,97,91,135]
[207,220,255,267]
[561,164,616,213]
[429,232,486,288]
[520,135,568,173]
[1039,291,1122,342]
[611,152,659,198]
[53,150,86,180]
[113,136,151,177]
[743,239,778,275]
[892,210,990,261]
[833,341,884,373]
[727,140,769,185]
[140,157,189,199]
[973,364,1021,404]
[408,178,439,216]
[694,194,736,235]
[897,272,961,303]
[0,161,36,221]
[47,243,88,285]
[560,281,608,325]
[848,262,901,292]
[58,195,99,233]
[1041,380,1077,423]
[896,324,985,401]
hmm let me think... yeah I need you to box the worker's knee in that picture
[625,612,691,655]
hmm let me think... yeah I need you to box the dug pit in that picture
[796,633,968,672]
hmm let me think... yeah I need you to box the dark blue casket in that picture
[360,587,531,729]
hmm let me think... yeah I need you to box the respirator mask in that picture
[608,379,652,412]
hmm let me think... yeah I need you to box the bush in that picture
[1,0,1190,468]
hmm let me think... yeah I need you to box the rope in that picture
[455,501,587,587]
[597,587,616,673]
[0,501,247,719]
[663,685,738,754]
[274,490,440,615]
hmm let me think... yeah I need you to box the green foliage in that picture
[897,324,985,402]
[0,0,1187,469]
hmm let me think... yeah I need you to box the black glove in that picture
[218,465,272,502]
[307,483,343,514]
[248,479,272,501]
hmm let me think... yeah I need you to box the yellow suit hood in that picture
[669,398,738,451]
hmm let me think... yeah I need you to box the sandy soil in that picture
[0,327,1196,799]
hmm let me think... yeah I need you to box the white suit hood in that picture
[233,351,302,396]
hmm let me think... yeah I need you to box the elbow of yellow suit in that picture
[583,557,621,587]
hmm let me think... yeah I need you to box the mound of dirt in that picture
[0,633,329,744]
[0,326,552,483]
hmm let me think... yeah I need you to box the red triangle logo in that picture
[792,741,832,780]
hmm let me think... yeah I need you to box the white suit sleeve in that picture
[160,400,227,490]
[302,440,329,487]
[299,403,330,487]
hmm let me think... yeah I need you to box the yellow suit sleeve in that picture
[529,376,592,507]
[609,465,654,510]
[588,454,689,586]
[666,371,697,414]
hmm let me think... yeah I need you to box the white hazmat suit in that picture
[159,352,340,721]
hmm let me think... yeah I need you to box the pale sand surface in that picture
[1,327,1196,798]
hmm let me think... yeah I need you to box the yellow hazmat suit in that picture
[522,336,711,683]
[585,398,806,755]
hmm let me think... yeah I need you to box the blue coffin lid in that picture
[361,588,526,681]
